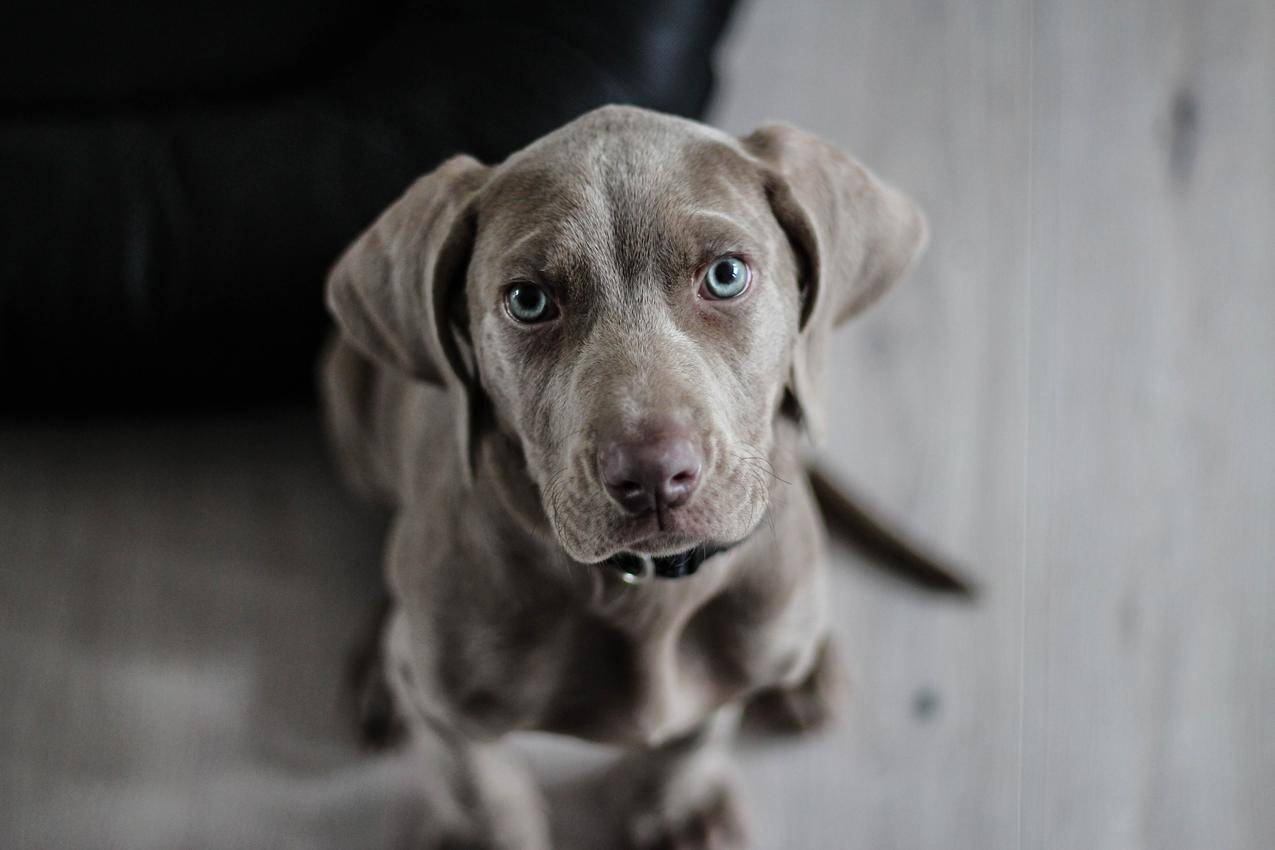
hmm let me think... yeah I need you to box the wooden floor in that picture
[2,1,1272,848]
[712,0,1274,847]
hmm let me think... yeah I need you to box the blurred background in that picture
[2,0,1271,848]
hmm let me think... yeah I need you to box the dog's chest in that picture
[437,565,824,746]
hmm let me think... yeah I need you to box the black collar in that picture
[604,539,742,582]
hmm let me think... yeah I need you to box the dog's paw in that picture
[625,782,748,850]
[742,680,832,735]
[742,637,841,736]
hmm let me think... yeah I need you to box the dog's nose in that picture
[598,433,702,514]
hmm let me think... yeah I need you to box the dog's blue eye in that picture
[505,282,556,323]
[701,257,749,300]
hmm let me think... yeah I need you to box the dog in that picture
[322,104,940,849]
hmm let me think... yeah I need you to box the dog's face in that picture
[466,120,801,561]
[327,106,926,564]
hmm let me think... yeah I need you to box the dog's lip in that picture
[602,521,750,561]
[617,534,707,558]
[586,517,706,561]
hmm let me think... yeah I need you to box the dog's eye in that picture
[505,282,558,324]
[699,257,750,300]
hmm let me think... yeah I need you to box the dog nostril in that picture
[661,462,700,509]
[598,432,703,514]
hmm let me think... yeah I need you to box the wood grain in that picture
[712,1,1273,848]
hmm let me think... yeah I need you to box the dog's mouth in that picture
[544,455,771,566]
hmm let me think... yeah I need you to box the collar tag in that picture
[619,554,655,585]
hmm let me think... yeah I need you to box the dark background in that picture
[1,0,734,412]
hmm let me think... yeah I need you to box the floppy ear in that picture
[325,154,490,479]
[742,124,928,442]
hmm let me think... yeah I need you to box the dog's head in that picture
[327,106,926,563]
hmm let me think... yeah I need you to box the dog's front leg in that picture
[606,705,748,850]
[742,634,842,736]
[392,714,550,850]
[373,611,548,850]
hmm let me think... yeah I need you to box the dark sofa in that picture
[0,0,737,412]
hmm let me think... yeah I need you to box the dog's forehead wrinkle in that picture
[501,224,554,268]
[483,130,762,313]
[686,208,750,231]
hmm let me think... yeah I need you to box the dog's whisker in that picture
[728,445,791,486]
[741,469,768,536]
[735,445,792,486]
[743,461,790,487]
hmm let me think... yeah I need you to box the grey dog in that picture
[321,104,957,849]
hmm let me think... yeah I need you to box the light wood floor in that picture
[2,2,1271,848]
[712,0,1273,847]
